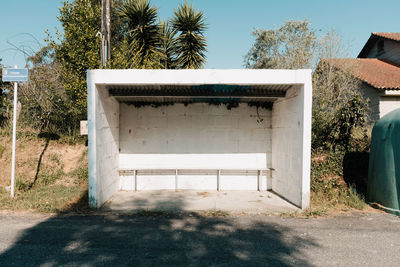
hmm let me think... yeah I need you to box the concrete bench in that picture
[118,168,272,192]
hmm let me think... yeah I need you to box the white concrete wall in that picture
[88,83,120,208]
[380,96,400,118]
[357,84,400,124]
[119,103,271,166]
[272,84,311,209]
[357,84,400,123]
[119,103,271,191]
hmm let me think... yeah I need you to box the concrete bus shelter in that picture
[87,69,312,210]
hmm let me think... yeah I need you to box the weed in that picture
[339,186,366,210]
[0,144,5,158]
[16,179,31,192]
[69,166,88,183]
[37,169,64,186]
[79,149,88,162]
[17,143,26,149]
[203,209,230,217]
[49,153,61,165]
[303,207,328,218]
[279,211,299,218]
[65,150,88,184]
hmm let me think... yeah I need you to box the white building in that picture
[87,69,312,209]
[323,32,400,122]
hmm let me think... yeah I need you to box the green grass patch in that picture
[0,184,86,213]
[38,169,65,186]
[68,165,88,184]
[338,186,366,210]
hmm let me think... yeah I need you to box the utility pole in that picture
[101,0,111,67]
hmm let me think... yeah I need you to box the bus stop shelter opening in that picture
[87,69,312,209]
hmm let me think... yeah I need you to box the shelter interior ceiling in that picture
[103,84,292,104]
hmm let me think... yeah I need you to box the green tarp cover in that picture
[368,108,400,215]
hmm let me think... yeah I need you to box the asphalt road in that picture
[0,211,399,266]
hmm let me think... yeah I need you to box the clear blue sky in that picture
[1,0,399,69]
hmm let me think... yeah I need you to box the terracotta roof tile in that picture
[323,58,400,90]
[372,32,400,42]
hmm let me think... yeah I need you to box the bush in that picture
[311,149,368,212]
[312,58,369,151]
[17,46,83,136]
[313,94,368,151]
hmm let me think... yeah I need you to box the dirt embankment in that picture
[0,136,87,187]
[0,135,89,213]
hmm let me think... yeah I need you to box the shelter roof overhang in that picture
[90,69,311,104]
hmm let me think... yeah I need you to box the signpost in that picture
[2,68,29,82]
[2,67,28,197]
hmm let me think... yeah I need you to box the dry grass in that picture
[202,210,230,217]
[0,134,89,213]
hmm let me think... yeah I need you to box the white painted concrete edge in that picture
[87,71,98,208]
[301,70,312,209]
[87,69,312,85]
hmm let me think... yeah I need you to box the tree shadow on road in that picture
[0,194,319,266]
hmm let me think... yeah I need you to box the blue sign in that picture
[2,68,28,82]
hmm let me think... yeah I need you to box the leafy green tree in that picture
[330,94,367,149]
[245,20,316,69]
[49,0,102,119]
[245,22,368,151]
[170,1,207,69]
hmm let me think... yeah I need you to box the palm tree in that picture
[159,20,177,69]
[117,0,162,68]
[170,2,207,69]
